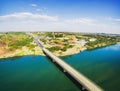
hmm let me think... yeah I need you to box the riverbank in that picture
[0,46,45,59]
[1,42,119,59]
[0,44,86,59]
[53,44,87,56]
[1,32,120,59]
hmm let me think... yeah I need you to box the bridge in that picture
[27,33,104,91]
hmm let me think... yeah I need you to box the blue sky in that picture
[0,0,120,34]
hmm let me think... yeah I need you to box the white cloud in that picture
[0,14,120,34]
[30,4,37,7]
[0,12,58,21]
[107,17,120,22]
[36,9,43,12]
[65,18,96,25]
[64,17,120,34]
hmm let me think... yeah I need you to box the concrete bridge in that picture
[27,33,104,91]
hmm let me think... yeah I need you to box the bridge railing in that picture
[42,47,103,91]
[27,33,104,91]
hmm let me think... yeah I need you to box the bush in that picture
[8,37,33,50]
[27,44,36,49]
[68,45,74,48]
[55,34,63,37]
[48,46,61,52]
[61,46,67,51]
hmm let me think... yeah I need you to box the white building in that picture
[89,38,96,42]
[79,40,87,45]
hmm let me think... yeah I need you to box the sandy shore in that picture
[53,44,87,56]
[0,44,87,59]
[0,46,45,59]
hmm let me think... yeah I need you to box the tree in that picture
[52,32,55,39]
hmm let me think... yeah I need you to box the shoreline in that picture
[0,43,119,59]
[53,44,87,57]
[0,46,45,59]
[0,43,87,59]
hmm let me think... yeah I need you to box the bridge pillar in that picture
[82,87,86,91]
[63,69,66,72]
[52,59,55,62]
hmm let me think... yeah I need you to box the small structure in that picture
[89,38,96,42]
[79,40,87,45]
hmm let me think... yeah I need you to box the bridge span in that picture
[27,33,104,91]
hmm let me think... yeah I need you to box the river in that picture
[0,44,120,91]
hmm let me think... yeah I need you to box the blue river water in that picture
[0,44,120,91]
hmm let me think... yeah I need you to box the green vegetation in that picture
[1,32,119,58]
[0,32,34,51]
[33,32,120,53]
[47,46,61,52]
[84,34,120,49]
[61,46,67,51]
[8,38,32,50]
[47,44,74,52]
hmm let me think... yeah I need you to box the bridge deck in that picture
[27,33,103,91]
[42,47,103,91]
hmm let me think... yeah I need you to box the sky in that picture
[0,0,120,34]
